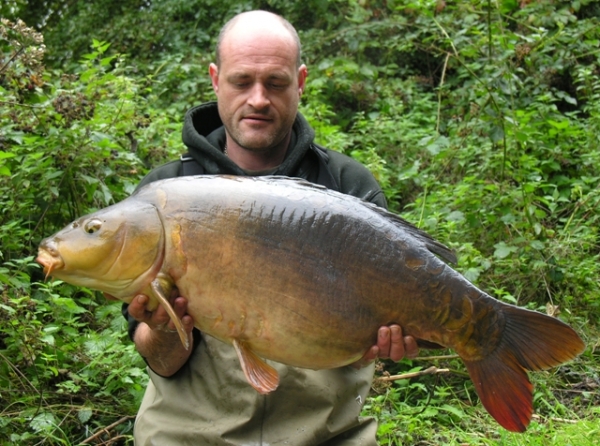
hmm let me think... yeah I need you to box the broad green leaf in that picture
[40,334,55,346]
[493,242,517,259]
[530,240,545,250]
[29,412,56,433]
[463,267,481,282]
[78,407,93,424]
[446,211,465,222]
[490,125,504,143]
[43,324,61,334]
[547,119,570,129]
[440,404,466,419]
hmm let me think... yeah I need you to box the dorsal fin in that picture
[253,176,457,264]
[362,201,457,264]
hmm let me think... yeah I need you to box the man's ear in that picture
[297,64,308,96]
[209,63,219,93]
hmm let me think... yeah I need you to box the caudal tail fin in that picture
[463,305,585,432]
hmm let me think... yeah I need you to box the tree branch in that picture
[376,366,450,382]
[81,416,135,444]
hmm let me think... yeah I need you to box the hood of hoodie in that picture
[181,102,317,176]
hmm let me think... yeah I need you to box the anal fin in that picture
[150,279,190,351]
[232,339,279,394]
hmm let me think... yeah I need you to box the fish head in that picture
[36,200,165,300]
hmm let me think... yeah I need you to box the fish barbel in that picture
[36,175,585,432]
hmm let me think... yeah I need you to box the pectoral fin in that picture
[150,279,190,351]
[232,339,279,394]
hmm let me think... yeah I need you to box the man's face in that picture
[210,27,307,154]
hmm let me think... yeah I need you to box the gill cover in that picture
[38,200,165,298]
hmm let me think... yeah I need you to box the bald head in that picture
[215,10,302,68]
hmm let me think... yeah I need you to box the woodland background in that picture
[1,0,599,444]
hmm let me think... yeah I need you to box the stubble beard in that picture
[226,114,293,155]
[228,127,282,154]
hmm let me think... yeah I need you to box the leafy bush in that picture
[0,19,175,443]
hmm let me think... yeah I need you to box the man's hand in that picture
[352,325,418,369]
[128,292,192,334]
[127,290,196,377]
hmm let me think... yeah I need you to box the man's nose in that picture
[247,84,270,109]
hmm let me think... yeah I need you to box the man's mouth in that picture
[243,114,272,124]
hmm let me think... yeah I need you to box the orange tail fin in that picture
[463,305,585,432]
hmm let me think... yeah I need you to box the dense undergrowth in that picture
[1,0,599,444]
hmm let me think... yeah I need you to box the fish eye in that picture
[84,219,103,234]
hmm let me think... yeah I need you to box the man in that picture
[125,10,418,445]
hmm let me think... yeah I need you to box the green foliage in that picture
[364,359,475,445]
[1,0,599,443]
[1,278,145,443]
[0,19,163,443]
[387,1,600,313]
[1,24,182,260]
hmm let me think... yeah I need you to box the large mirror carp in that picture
[36,175,584,432]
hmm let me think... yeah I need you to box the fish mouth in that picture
[36,245,65,280]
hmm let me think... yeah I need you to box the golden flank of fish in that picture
[36,175,585,433]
